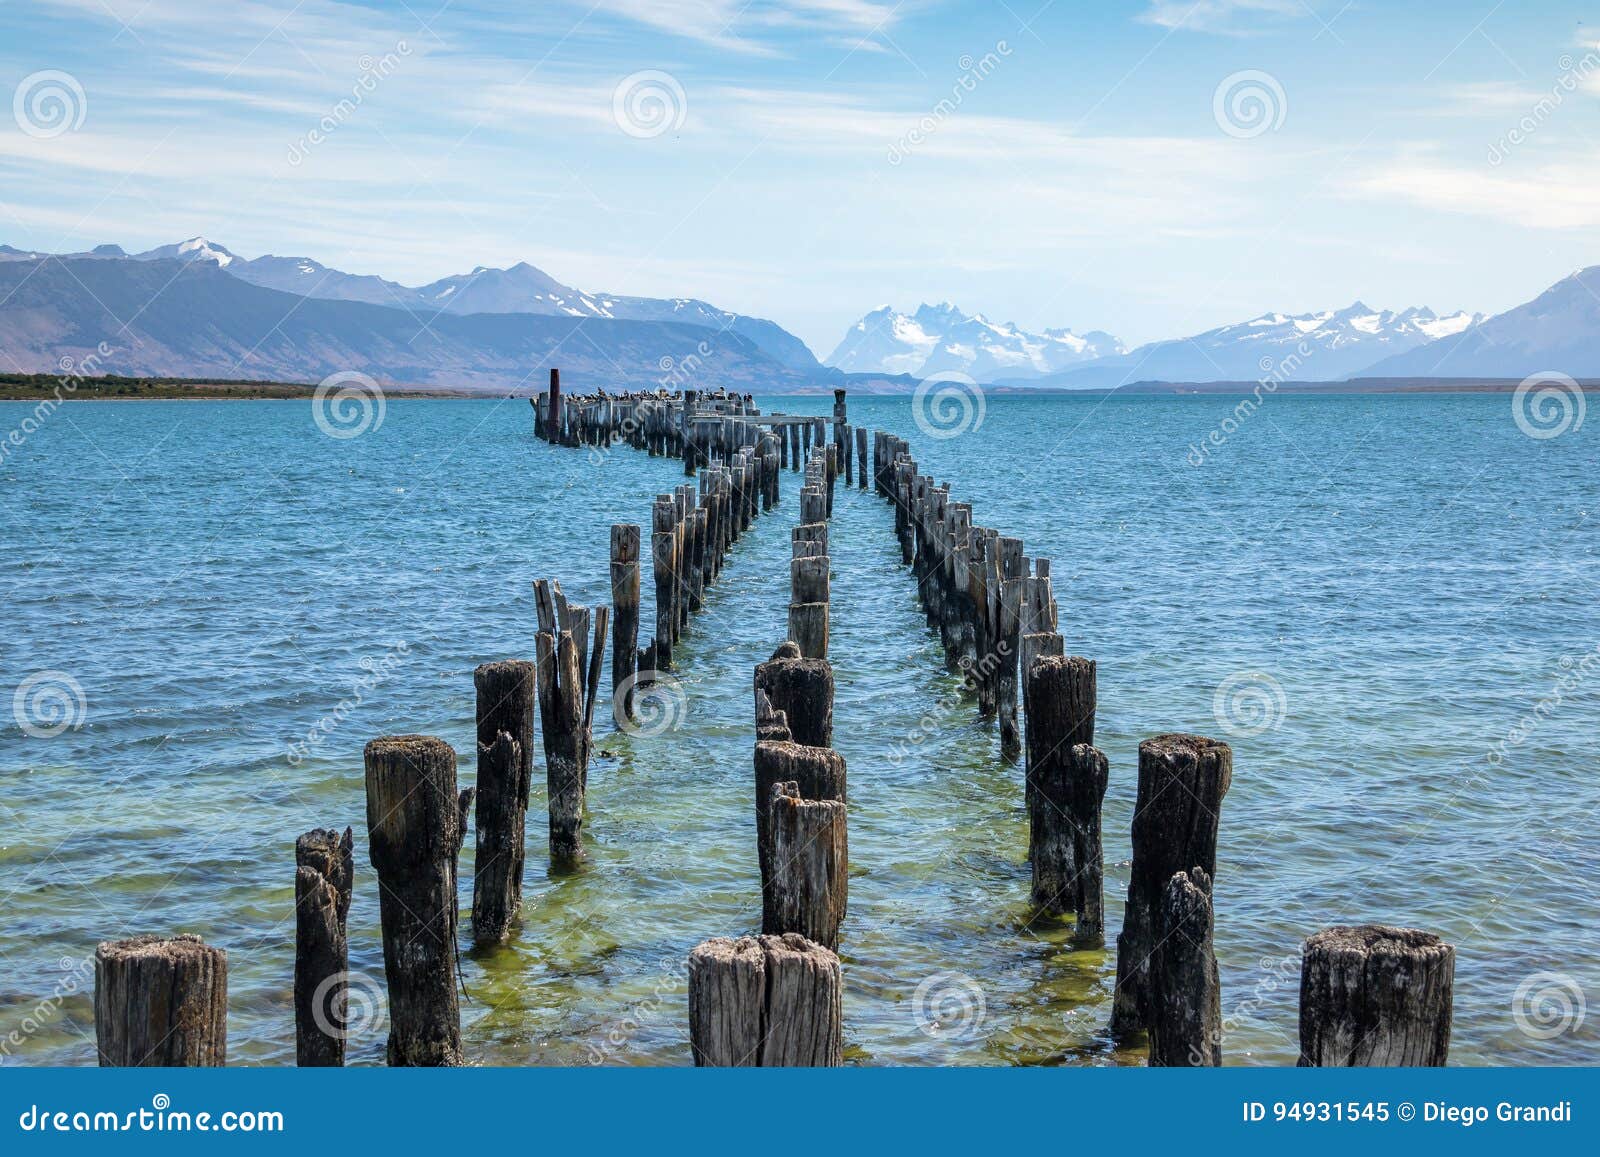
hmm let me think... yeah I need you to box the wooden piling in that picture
[294,826,353,1065]
[536,629,587,869]
[364,734,463,1066]
[765,782,847,950]
[754,739,847,929]
[651,495,677,671]
[1027,740,1108,940]
[1149,867,1221,1067]
[1024,655,1095,816]
[95,935,227,1067]
[1112,733,1232,1037]
[855,425,868,488]
[687,934,842,1066]
[611,524,641,726]
[1298,926,1454,1066]
[754,642,834,748]
[471,660,536,946]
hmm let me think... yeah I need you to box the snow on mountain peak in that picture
[825,303,1125,379]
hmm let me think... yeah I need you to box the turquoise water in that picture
[1,392,1596,1066]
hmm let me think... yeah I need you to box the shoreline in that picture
[1,374,1590,402]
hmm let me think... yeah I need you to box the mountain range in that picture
[826,303,1124,380]
[4,236,1600,390]
[0,253,815,392]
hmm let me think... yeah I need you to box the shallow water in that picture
[1,391,1596,1066]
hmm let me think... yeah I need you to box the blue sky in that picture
[1,0,1597,354]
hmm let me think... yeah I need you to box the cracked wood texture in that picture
[687,933,842,1066]
[472,659,536,946]
[1112,733,1231,1037]
[1149,867,1221,1067]
[294,826,353,1066]
[754,740,847,930]
[95,934,227,1066]
[1298,925,1454,1066]
[765,782,847,949]
[754,642,834,749]
[364,734,463,1066]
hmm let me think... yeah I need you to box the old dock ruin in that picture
[85,368,1454,1069]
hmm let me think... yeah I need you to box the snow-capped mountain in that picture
[1360,266,1600,378]
[826,303,1124,380]
[1026,302,1484,387]
[103,237,820,370]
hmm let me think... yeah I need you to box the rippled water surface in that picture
[2,392,1597,1066]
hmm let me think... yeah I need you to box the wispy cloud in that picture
[1139,0,1302,34]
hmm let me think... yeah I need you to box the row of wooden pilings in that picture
[81,377,1452,1069]
[865,426,1456,1066]
[686,439,848,1065]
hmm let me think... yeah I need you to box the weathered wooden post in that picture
[536,628,587,868]
[687,933,842,1066]
[1298,926,1455,1066]
[754,739,847,929]
[1027,739,1107,940]
[95,935,227,1066]
[651,495,677,670]
[546,368,561,443]
[1024,655,1095,816]
[855,425,868,488]
[754,642,834,748]
[1148,867,1221,1067]
[1112,734,1231,1037]
[766,782,847,950]
[611,523,640,726]
[788,552,830,660]
[471,659,536,946]
[364,734,463,1065]
[295,826,353,1065]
